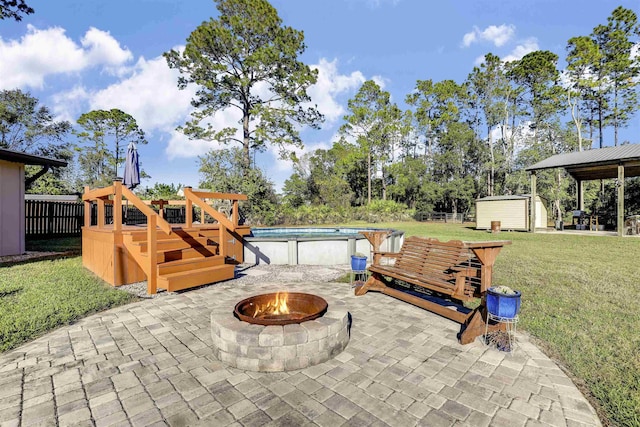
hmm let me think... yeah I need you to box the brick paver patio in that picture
[0,266,601,426]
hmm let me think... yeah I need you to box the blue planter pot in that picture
[486,288,521,318]
[350,255,367,271]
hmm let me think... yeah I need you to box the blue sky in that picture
[1,0,638,192]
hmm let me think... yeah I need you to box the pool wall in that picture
[242,228,405,265]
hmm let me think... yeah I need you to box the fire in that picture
[252,292,289,317]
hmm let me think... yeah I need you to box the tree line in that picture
[2,0,639,226]
[279,5,640,226]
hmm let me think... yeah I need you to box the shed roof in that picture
[476,194,546,202]
[25,194,80,202]
[0,148,67,167]
[525,144,640,180]
[477,195,529,201]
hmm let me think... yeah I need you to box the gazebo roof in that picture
[525,144,640,180]
[0,148,67,167]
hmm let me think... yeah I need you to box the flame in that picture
[252,292,290,317]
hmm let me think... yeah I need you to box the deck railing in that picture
[183,187,247,264]
[83,181,172,294]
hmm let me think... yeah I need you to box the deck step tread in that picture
[157,264,235,292]
[155,245,219,262]
[131,236,211,252]
[157,255,226,275]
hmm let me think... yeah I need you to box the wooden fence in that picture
[416,212,466,223]
[25,200,84,238]
[25,201,191,238]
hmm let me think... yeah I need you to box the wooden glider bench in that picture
[354,236,511,344]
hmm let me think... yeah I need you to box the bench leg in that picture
[354,273,386,296]
[459,307,505,345]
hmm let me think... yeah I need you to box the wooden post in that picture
[360,230,392,265]
[151,199,168,219]
[185,187,193,227]
[530,172,537,233]
[84,186,91,228]
[113,181,122,232]
[618,164,624,237]
[232,200,239,226]
[219,224,226,259]
[578,179,584,211]
[147,215,157,294]
[96,198,105,228]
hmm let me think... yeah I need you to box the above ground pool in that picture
[243,227,405,265]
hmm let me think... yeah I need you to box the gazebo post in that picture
[617,164,624,237]
[530,171,537,233]
[577,179,584,211]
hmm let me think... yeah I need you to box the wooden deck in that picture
[82,183,249,294]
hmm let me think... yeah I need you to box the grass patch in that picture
[343,221,639,426]
[0,256,136,352]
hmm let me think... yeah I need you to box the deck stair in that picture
[82,183,248,294]
[122,229,235,292]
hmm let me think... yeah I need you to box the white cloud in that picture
[502,38,539,63]
[463,32,477,48]
[51,51,372,162]
[269,138,334,174]
[165,128,230,160]
[461,24,515,48]
[371,75,387,89]
[51,85,90,122]
[308,58,366,123]
[0,25,132,90]
[473,55,486,66]
[81,27,133,74]
[89,55,194,132]
[86,52,247,160]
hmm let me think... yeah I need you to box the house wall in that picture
[0,160,25,256]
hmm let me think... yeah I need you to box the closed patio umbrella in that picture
[123,142,140,190]
[122,142,140,223]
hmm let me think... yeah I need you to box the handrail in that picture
[120,186,172,235]
[82,186,114,201]
[191,191,248,201]
[184,188,237,231]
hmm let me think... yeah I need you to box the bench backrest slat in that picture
[395,237,472,271]
[380,236,485,299]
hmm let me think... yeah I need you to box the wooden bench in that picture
[355,236,511,344]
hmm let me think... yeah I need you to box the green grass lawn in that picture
[354,221,638,426]
[3,227,639,425]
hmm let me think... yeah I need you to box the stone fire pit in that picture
[211,293,350,372]
[234,292,328,326]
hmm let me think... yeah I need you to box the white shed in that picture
[475,195,548,231]
[0,148,67,256]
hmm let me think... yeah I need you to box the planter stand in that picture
[350,269,368,288]
[484,313,518,353]
[350,255,368,287]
